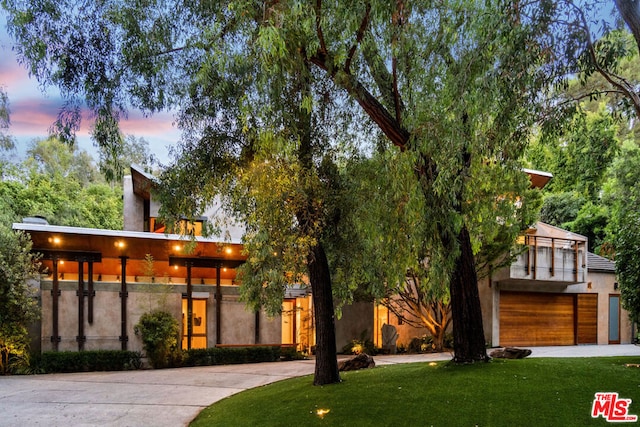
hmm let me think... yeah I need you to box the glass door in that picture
[182,299,207,349]
[609,295,620,344]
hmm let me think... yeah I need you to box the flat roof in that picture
[13,222,241,245]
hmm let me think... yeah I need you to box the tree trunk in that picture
[308,243,341,385]
[450,226,489,363]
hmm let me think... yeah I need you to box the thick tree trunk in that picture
[308,243,341,385]
[450,226,489,363]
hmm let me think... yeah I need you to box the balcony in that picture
[507,223,587,286]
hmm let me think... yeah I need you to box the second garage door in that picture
[499,291,576,346]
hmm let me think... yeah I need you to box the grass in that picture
[191,357,640,427]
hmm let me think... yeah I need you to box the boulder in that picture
[489,347,532,359]
[338,353,376,371]
[381,323,399,354]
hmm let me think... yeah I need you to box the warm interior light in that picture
[174,265,179,270]
[223,267,227,272]
[59,260,65,265]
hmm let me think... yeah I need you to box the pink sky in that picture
[0,11,180,164]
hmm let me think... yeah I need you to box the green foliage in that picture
[0,88,15,151]
[340,332,376,356]
[35,350,142,373]
[0,226,40,375]
[134,310,181,368]
[181,346,292,367]
[0,138,123,229]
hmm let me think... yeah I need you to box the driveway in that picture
[0,346,638,427]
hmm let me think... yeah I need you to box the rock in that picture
[489,347,532,359]
[381,323,399,354]
[338,353,376,371]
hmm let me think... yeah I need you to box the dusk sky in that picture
[0,10,180,164]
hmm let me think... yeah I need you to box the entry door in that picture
[182,299,207,349]
[609,295,620,344]
[282,299,296,346]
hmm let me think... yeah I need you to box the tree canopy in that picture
[0,138,123,229]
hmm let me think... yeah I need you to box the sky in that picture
[0,10,180,165]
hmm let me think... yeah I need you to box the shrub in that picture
[36,350,142,373]
[134,310,181,368]
[341,338,376,355]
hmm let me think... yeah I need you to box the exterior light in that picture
[174,265,179,270]
[48,236,61,245]
[115,240,126,249]
[316,409,330,419]
[225,247,232,254]
[174,244,182,252]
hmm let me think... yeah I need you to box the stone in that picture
[489,347,532,359]
[338,353,376,371]
[381,323,399,354]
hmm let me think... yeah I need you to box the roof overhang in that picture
[524,168,553,189]
[130,164,157,200]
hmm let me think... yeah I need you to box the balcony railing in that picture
[510,235,586,284]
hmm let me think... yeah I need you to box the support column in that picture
[76,261,86,351]
[119,256,129,350]
[51,257,61,351]
[87,262,95,324]
[186,261,193,350]
[254,311,260,344]
[216,264,221,345]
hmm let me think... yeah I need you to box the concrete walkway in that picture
[1,345,639,427]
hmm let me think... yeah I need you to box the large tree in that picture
[2,0,561,365]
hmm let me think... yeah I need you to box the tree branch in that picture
[344,2,371,74]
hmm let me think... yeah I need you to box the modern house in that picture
[14,166,632,356]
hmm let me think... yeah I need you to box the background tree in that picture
[0,87,15,151]
[0,138,123,229]
[99,135,158,185]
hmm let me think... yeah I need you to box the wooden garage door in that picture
[499,292,575,346]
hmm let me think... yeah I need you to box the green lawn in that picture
[191,357,640,427]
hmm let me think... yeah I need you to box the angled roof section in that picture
[524,168,553,189]
[525,222,587,243]
[130,164,156,200]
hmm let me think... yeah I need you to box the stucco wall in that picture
[335,301,374,351]
[38,279,281,353]
[123,175,145,232]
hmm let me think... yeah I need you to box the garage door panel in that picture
[500,292,575,347]
[577,294,598,344]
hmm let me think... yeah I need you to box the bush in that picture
[183,346,284,366]
[36,350,142,373]
[341,338,377,355]
[134,310,181,368]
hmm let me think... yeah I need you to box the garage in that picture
[499,291,598,347]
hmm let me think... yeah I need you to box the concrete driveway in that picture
[1,346,638,427]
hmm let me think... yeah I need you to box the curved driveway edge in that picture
[1,345,638,427]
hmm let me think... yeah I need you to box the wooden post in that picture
[119,256,129,350]
[216,264,222,345]
[186,261,193,350]
[77,261,85,351]
[51,257,60,351]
